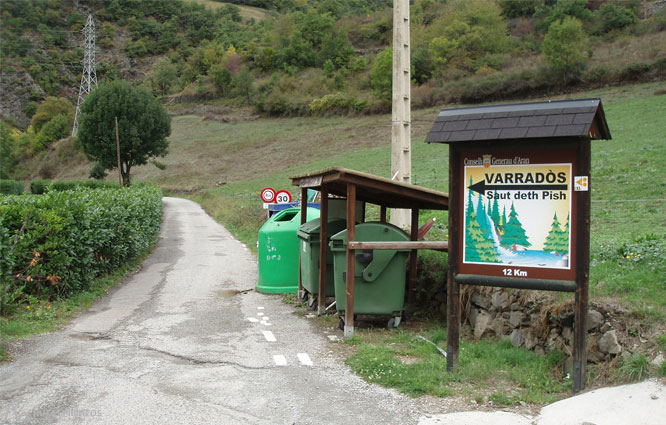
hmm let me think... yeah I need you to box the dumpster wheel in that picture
[298,289,309,302]
[387,316,401,329]
[307,296,317,311]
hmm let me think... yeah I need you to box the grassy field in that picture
[35,81,666,402]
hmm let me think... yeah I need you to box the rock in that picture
[587,309,604,331]
[535,345,545,355]
[491,291,511,310]
[511,329,526,347]
[651,354,664,368]
[598,330,622,355]
[493,317,509,336]
[474,311,493,339]
[525,331,538,350]
[510,302,521,311]
[546,329,563,352]
[468,308,480,328]
[600,322,612,333]
[561,326,573,345]
[509,311,524,328]
[471,293,489,310]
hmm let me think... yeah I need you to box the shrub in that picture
[596,3,637,33]
[0,184,162,308]
[33,114,70,151]
[30,180,51,194]
[48,180,118,192]
[620,62,651,81]
[542,16,590,80]
[309,93,368,115]
[0,180,24,195]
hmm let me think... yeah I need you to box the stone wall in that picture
[462,287,627,364]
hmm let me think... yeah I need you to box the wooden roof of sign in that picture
[425,98,611,144]
[290,167,448,210]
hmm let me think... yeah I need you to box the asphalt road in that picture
[0,197,437,425]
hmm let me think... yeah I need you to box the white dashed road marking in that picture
[297,353,313,366]
[247,317,259,323]
[273,355,287,366]
[262,330,276,342]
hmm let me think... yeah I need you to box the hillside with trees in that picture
[1,0,665,180]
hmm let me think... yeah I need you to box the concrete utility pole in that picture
[390,0,411,230]
[72,14,98,137]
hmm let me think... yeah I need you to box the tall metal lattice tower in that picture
[72,14,98,137]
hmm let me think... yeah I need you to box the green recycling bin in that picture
[329,222,411,328]
[297,218,348,306]
[257,207,320,294]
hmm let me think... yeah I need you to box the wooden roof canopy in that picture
[425,98,611,144]
[290,167,449,211]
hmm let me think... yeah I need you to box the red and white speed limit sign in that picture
[275,190,292,204]
[260,187,276,203]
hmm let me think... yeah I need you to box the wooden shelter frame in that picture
[291,167,449,337]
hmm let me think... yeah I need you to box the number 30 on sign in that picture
[275,190,292,204]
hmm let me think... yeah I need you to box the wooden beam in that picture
[573,139,591,393]
[344,183,357,338]
[380,206,387,223]
[298,187,308,300]
[408,208,419,303]
[447,145,461,372]
[318,187,329,315]
[347,241,448,251]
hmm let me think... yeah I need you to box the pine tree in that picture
[543,213,567,255]
[465,211,500,263]
[476,193,492,239]
[500,202,531,250]
[490,197,501,228]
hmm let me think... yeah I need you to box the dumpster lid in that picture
[330,222,409,244]
[298,218,348,239]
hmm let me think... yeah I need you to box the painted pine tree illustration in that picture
[543,212,568,255]
[490,197,501,228]
[475,191,492,239]
[465,210,500,263]
[500,202,531,249]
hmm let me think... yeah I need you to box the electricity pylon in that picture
[72,13,97,137]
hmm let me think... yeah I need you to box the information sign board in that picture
[458,149,577,282]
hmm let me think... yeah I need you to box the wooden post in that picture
[344,183,357,338]
[115,116,122,188]
[407,208,419,304]
[318,187,329,315]
[298,187,308,301]
[390,0,411,230]
[573,139,591,393]
[380,205,387,223]
[447,146,461,371]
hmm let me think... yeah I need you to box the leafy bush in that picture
[30,180,51,195]
[542,16,589,80]
[33,114,70,152]
[596,3,637,33]
[0,184,162,311]
[48,180,119,192]
[309,93,368,115]
[0,180,24,195]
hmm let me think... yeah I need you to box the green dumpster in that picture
[297,218,348,308]
[329,222,411,328]
[257,207,320,294]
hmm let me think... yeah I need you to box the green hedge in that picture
[0,180,24,195]
[30,179,51,194]
[0,184,162,307]
[48,180,119,192]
